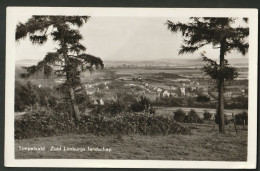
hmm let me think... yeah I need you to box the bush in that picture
[235,111,248,125]
[174,109,203,123]
[214,114,230,125]
[78,113,191,136]
[116,92,136,104]
[15,82,29,111]
[94,91,105,98]
[37,86,58,108]
[97,83,106,90]
[15,81,39,111]
[130,96,151,112]
[91,100,127,115]
[173,109,186,122]
[203,111,212,120]
[15,109,191,139]
[185,109,203,123]
[75,93,93,111]
[197,95,210,102]
[154,97,187,107]
[15,107,75,139]
[15,81,60,112]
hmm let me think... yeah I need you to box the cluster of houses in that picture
[141,82,179,98]
[140,80,212,99]
[71,76,248,107]
[84,81,110,95]
[224,87,248,99]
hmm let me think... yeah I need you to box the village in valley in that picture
[49,59,248,118]
[15,58,248,118]
[84,64,247,105]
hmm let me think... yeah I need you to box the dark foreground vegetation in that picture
[15,107,191,139]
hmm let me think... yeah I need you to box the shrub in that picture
[82,113,191,135]
[15,109,191,139]
[15,107,75,139]
[75,93,93,111]
[91,100,127,115]
[197,95,210,102]
[97,83,106,90]
[105,100,126,115]
[130,96,151,112]
[15,81,39,111]
[234,111,248,125]
[116,92,136,104]
[15,81,29,111]
[185,109,203,123]
[15,81,60,112]
[153,97,188,107]
[37,86,58,108]
[94,91,105,98]
[173,109,186,122]
[214,114,230,125]
[203,111,212,120]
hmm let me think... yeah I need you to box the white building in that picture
[180,87,185,96]
[157,88,163,93]
[100,99,104,105]
[162,91,170,97]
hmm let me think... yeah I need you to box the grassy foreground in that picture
[15,121,247,161]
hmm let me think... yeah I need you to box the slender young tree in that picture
[166,17,249,133]
[16,16,104,122]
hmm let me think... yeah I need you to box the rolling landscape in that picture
[15,56,248,160]
[14,16,249,161]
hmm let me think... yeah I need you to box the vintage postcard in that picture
[5,7,258,168]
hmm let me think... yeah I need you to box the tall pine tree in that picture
[16,16,104,122]
[166,17,249,133]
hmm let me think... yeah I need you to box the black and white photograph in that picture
[5,7,258,168]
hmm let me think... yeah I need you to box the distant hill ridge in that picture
[16,57,248,67]
[16,59,39,66]
[104,57,248,67]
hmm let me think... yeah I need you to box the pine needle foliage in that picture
[201,53,239,86]
[166,17,249,55]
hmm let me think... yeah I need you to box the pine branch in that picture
[76,54,104,69]
[201,54,238,82]
[179,43,208,55]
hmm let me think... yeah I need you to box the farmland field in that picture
[111,68,202,76]
[15,121,247,161]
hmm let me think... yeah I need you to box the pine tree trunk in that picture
[218,40,226,134]
[60,38,81,122]
[69,87,81,121]
[218,79,225,133]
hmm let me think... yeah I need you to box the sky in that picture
[15,16,249,62]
